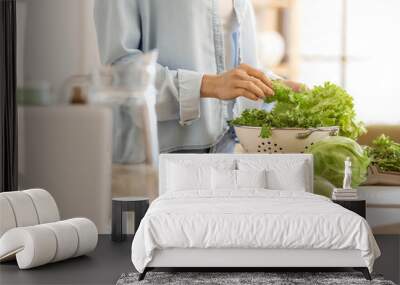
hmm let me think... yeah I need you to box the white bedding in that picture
[131,190,380,273]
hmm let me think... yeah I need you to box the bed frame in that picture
[138,154,372,281]
[140,248,371,280]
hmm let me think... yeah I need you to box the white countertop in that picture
[358,186,400,206]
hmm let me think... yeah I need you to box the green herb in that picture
[366,134,400,172]
[230,81,366,140]
[260,124,272,138]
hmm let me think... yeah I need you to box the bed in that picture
[131,154,380,280]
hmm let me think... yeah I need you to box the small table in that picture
[112,197,149,242]
[332,199,366,219]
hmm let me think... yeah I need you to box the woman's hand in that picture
[200,64,275,101]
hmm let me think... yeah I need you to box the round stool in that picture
[111,197,149,242]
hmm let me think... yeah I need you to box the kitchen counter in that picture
[358,186,400,235]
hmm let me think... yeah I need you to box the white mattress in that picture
[131,190,380,273]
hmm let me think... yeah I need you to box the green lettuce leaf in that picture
[230,81,366,140]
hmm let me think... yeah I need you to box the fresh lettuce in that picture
[313,176,336,198]
[307,136,370,197]
[231,81,366,140]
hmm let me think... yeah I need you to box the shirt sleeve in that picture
[94,0,201,126]
[234,1,264,113]
[233,1,284,115]
[241,1,282,80]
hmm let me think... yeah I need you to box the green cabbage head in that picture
[307,136,370,197]
[313,176,336,198]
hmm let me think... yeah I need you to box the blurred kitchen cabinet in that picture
[20,0,100,99]
[252,0,300,80]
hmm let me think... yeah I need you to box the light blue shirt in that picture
[94,0,268,152]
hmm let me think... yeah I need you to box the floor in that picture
[374,235,400,284]
[1,235,399,285]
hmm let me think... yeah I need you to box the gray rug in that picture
[116,272,396,285]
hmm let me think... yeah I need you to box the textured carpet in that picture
[116,272,396,285]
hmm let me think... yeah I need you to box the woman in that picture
[94,0,302,153]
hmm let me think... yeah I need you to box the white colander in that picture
[234,126,339,154]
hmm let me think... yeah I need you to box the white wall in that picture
[19,0,100,99]
[346,0,400,124]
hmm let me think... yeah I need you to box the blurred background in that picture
[13,3,399,281]
[15,0,400,241]
[16,0,400,123]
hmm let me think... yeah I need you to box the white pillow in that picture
[266,165,307,192]
[211,169,267,190]
[237,159,308,191]
[167,162,210,191]
[211,169,236,190]
[166,159,236,192]
[236,169,267,189]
